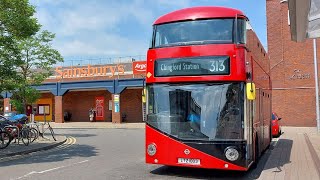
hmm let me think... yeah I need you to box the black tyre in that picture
[30,128,39,143]
[0,131,12,149]
[279,130,282,137]
[20,128,30,146]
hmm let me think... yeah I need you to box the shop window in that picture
[38,104,50,115]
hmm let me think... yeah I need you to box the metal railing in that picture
[54,55,146,67]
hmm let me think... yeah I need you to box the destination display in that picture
[154,56,230,77]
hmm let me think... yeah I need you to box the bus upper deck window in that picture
[237,19,246,44]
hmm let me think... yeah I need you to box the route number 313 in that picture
[209,60,226,72]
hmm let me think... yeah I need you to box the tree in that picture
[0,0,40,92]
[11,30,63,113]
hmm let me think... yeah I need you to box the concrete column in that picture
[55,96,64,123]
[4,98,10,112]
[112,94,121,123]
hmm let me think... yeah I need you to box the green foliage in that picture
[0,0,40,38]
[11,30,63,113]
[11,86,40,113]
[15,30,64,85]
[10,99,24,114]
[0,0,40,92]
[0,0,63,113]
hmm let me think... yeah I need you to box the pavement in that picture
[260,126,320,180]
[0,135,67,159]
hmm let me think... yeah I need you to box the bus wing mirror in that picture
[246,83,256,100]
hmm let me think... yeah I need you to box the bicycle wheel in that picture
[30,127,39,143]
[49,126,56,141]
[0,131,12,149]
[20,128,30,146]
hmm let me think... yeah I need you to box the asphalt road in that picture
[0,129,274,180]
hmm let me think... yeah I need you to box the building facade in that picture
[267,0,320,126]
[1,1,318,126]
[1,61,147,123]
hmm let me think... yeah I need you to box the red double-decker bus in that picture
[145,6,271,171]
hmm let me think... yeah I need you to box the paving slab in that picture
[260,127,320,180]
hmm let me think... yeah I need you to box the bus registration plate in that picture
[178,158,200,165]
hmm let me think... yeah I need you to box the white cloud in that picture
[157,0,191,7]
[55,33,147,57]
[30,0,195,58]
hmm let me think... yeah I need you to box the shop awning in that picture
[288,0,320,42]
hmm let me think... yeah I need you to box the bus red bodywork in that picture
[145,7,271,171]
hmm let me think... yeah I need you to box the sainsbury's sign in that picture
[55,64,125,79]
[133,61,146,75]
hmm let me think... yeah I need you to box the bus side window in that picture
[155,32,161,47]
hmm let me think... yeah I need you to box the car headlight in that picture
[147,143,157,156]
[225,147,239,161]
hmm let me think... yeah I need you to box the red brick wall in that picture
[63,90,112,122]
[267,0,319,126]
[120,89,143,123]
[55,96,63,123]
[36,90,143,123]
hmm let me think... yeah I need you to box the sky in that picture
[30,0,267,62]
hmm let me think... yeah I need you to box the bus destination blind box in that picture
[154,56,230,77]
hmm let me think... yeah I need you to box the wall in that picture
[267,0,319,126]
[35,93,54,121]
[63,90,112,122]
[120,88,143,123]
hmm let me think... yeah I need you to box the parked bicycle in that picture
[1,114,37,146]
[0,129,11,149]
[4,124,31,146]
[27,113,56,141]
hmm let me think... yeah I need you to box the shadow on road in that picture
[262,139,293,172]
[151,166,249,179]
[149,138,293,179]
[0,140,98,168]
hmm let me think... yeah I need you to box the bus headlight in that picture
[147,143,157,156]
[225,147,239,161]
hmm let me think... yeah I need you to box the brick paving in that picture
[260,127,320,180]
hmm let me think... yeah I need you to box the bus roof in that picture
[154,6,245,25]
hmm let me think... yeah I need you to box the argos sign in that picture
[133,61,147,75]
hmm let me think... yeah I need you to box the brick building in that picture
[267,0,320,126]
[1,61,147,123]
[1,1,317,126]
